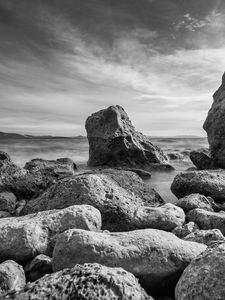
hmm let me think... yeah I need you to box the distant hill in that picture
[0,131,86,140]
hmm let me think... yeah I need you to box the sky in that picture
[0,0,225,137]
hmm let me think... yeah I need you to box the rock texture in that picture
[190,149,215,170]
[22,169,164,231]
[0,260,25,295]
[175,193,213,213]
[85,105,168,168]
[172,222,199,239]
[0,205,101,264]
[184,229,225,245]
[52,228,206,296]
[171,170,225,201]
[175,242,225,300]
[0,192,16,214]
[187,208,225,235]
[203,73,225,168]
[25,254,52,282]
[4,263,152,300]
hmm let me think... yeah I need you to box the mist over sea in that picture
[0,137,208,203]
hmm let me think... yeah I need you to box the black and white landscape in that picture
[1,1,225,300]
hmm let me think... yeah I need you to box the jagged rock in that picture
[133,203,185,231]
[175,193,213,213]
[171,170,225,202]
[21,169,164,231]
[0,205,101,264]
[184,229,225,245]
[52,228,206,296]
[4,263,152,300]
[85,105,168,168]
[190,149,215,170]
[187,208,225,235]
[175,242,225,300]
[0,192,16,214]
[203,73,225,168]
[172,222,199,239]
[25,254,52,282]
[0,260,25,294]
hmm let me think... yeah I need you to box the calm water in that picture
[0,137,208,203]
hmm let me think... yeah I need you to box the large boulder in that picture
[52,228,206,296]
[190,149,215,170]
[187,208,225,235]
[0,205,101,264]
[175,193,213,213]
[184,229,225,245]
[4,263,152,300]
[203,73,225,168]
[175,242,225,300]
[21,169,164,231]
[0,260,25,295]
[85,105,168,168]
[171,170,225,202]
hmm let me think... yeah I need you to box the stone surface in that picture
[52,228,206,296]
[0,192,16,214]
[184,229,225,245]
[0,211,11,218]
[4,263,152,300]
[203,73,225,168]
[167,152,184,161]
[187,208,225,235]
[0,260,25,294]
[85,105,168,168]
[25,254,52,282]
[175,242,225,300]
[0,205,101,264]
[175,193,213,213]
[22,169,164,231]
[171,170,225,202]
[133,203,185,231]
[172,222,199,239]
[190,149,215,170]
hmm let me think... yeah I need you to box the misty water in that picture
[0,137,208,203]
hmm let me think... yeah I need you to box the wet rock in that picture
[85,105,168,168]
[4,263,152,300]
[25,254,52,282]
[175,242,225,300]
[22,169,164,231]
[0,205,101,264]
[184,229,225,245]
[133,203,185,231]
[175,193,213,213]
[0,192,16,214]
[187,208,225,235]
[171,170,225,202]
[203,73,225,168]
[0,260,25,294]
[190,149,216,170]
[172,222,199,239]
[167,152,184,161]
[52,228,206,296]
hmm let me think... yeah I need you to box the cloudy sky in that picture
[0,0,225,136]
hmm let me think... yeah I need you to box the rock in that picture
[0,192,16,214]
[167,152,184,161]
[190,149,216,170]
[133,203,185,231]
[187,208,225,235]
[25,254,52,282]
[184,229,225,245]
[4,263,152,300]
[175,193,213,213]
[21,169,164,231]
[171,170,225,202]
[172,222,199,239]
[0,211,11,218]
[85,105,168,168]
[175,242,225,300]
[203,73,225,168]
[0,260,25,294]
[146,164,175,172]
[52,228,206,296]
[0,205,101,264]
[15,200,26,216]
[115,167,151,179]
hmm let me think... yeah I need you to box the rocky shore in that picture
[1,76,225,299]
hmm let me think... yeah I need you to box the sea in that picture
[0,137,208,203]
